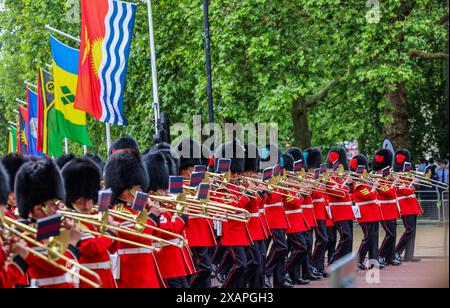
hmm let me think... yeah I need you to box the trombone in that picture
[1,215,102,288]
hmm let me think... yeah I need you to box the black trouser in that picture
[358,222,379,264]
[247,241,265,288]
[223,246,248,288]
[331,221,353,263]
[396,215,418,261]
[312,220,329,272]
[285,232,307,281]
[190,247,213,288]
[301,229,314,276]
[326,226,337,264]
[265,229,288,287]
[166,276,190,288]
[379,219,397,262]
[212,241,226,267]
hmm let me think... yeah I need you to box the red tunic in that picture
[311,190,328,221]
[246,195,268,241]
[0,243,29,288]
[155,212,195,280]
[78,222,117,288]
[301,194,318,228]
[112,204,165,288]
[326,178,355,222]
[283,194,310,234]
[396,185,423,216]
[376,185,400,221]
[265,189,290,230]
[258,193,271,238]
[351,184,383,223]
[184,217,216,248]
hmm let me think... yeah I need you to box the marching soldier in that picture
[1,163,30,288]
[349,154,383,270]
[15,158,82,288]
[55,153,76,170]
[1,153,29,218]
[373,149,402,266]
[176,138,217,288]
[61,157,118,288]
[104,137,165,288]
[143,151,195,288]
[394,149,423,263]
[326,147,355,264]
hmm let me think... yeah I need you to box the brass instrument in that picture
[1,215,102,288]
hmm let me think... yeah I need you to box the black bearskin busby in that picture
[143,151,170,192]
[372,149,393,172]
[176,138,204,170]
[1,153,28,191]
[143,142,172,156]
[244,144,260,173]
[281,153,295,172]
[62,158,102,208]
[104,152,149,204]
[82,153,105,174]
[286,147,307,170]
[304,148,322,170]
[108,136,140,157]
[350,154,369,172]
[15,158,65,219]
[0,163,10,205]
[394,149,412,172]
[327,147,349,171]
[214,139,245,174]
[55,153,76,170]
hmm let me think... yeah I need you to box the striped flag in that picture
[169,176,184,195]
[190,172,205,188]
[36,214,62,241]
[75,0,137,126]
[18,105,29,154]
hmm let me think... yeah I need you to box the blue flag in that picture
[27,88,45,157]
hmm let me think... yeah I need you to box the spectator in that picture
[418,165,440,220]
[418,157,427,172]
[437,159,449,185]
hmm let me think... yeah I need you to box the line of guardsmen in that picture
[0,137,426,288]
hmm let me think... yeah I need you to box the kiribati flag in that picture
[75,0,137,126]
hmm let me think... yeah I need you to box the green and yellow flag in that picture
[50,35,92,147]
[8,126,18,154]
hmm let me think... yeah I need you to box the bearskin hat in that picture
[244,144,260,173]
[104,152,149,204]
[62,158,102,208]
[15,158,65,219]
[281,153,295,172]
[350,154,369,172]
[372,149,393,172]
[143,142,172,156]
[55,153,76,170]
[304,148,322,170]
[394,149,412,172]
[214,139,245,174]
[286,147,308,170]
[109,136,140,157]
[143,151,170,192]
[82,153,105,174]
[327,147,349,171]
[1,153,28,191]
[176,138,204,170]
[0,163,10,205]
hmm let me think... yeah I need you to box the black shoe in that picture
[264,276,272,288]
[311,267,323,277]
[302,273,321,281]
[274,281,294,288]
[319,270,329,278]
[404,257,422,263]
[292,278,310,285]
[357,262,368,271]
[370,262,385,270]
[285,274,293,285]
[395,253,404,262]
[386,259,402,266]
[216,272,226,284]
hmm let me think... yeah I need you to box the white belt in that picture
[285,209,303,215]
[81,261,112,270]
[355,201,377,206]
[249,213,260,218]
[30,272,73,287]
[378,200,397,204]
[397,194,416,201]
[117,248,153,256]
[259,209,265,214]
[301,205,314,209]
[160,238,183,248]
[313,198,325,203]
[329,202,353,206]
[265,202,284,208]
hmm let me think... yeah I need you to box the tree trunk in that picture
[384,83,411,149]
[291,97,312,148]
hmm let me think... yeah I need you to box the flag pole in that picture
[145,0,160,136]
[15,98,27,108]
[64,138,69,154]
[45,25,81,43]
[106,123,112,152]
[83,145,88,155]
[203,0,215,150]
[24,81,38,89]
